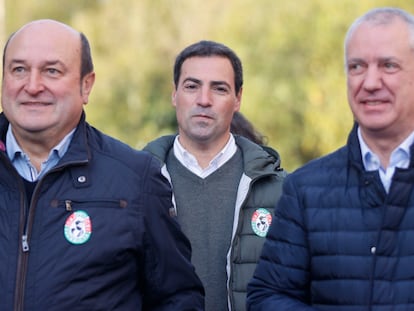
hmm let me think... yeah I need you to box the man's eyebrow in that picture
[7,59,25,67]
[210,80,231,88]
[44,60,65,66]
[183,77,230,85]
[182,77,201,84]
[181,77,232,90]
[346,57,364,63]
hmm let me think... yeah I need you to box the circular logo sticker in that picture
[64,210,92,245]
[251,208,272,237]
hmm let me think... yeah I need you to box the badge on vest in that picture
[251,208,272,237]
[64,210,92,245]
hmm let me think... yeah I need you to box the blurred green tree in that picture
[2,0,413,171]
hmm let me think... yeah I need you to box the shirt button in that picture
[370,246,376,254]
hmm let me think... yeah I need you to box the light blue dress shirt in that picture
[358,127,414,193]
[6,125,75,181]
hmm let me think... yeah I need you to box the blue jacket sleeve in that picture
[246,174,317,311]
[140,157,204,310]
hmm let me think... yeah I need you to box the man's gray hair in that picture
[344,7,414,67]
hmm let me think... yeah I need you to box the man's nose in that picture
[24,71,45,94]
[362,66,383,91]
[197,87,212,106]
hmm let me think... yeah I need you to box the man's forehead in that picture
[181,57,234,79]
[5,21,81,64]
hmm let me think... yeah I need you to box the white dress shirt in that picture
[173,134,237,179]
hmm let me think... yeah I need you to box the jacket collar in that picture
[347,122,365,172]
[144,134,284,180]
[0,111,90,166]
[348,122,414,170]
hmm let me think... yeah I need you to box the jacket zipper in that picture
[13,177,30,311]
[12,160,88,311]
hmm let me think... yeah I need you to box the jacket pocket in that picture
[50,198,128,211]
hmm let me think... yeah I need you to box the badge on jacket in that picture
[64,210,92,245]
[251,208,272,237]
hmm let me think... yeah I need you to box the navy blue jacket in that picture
[0,112,204,311]
[247,124,414,310]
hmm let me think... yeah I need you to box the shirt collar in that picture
[358,126,414,171]
[6,124,76,162]
[173,134,237,178]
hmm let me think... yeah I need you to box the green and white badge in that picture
[251,208,272,237]
[64,210,92,245]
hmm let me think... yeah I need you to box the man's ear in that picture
[235,87,243,111]
[172,89,177,107]
[81,72,96,105]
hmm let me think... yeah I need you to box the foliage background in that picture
[1,0,413,171]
